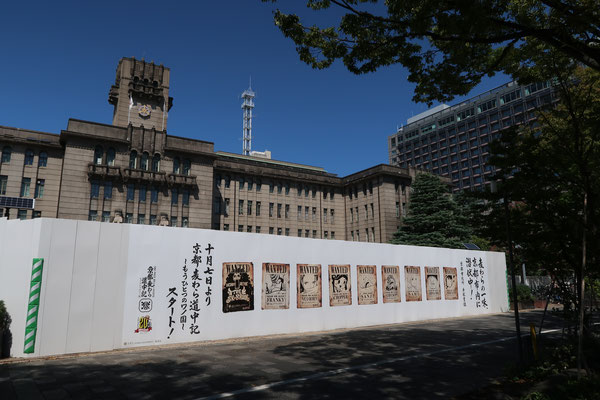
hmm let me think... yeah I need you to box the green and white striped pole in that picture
[24,258,43,354]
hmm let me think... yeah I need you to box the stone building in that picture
[0,57,416,243]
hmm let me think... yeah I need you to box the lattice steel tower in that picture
[241,80,255,156]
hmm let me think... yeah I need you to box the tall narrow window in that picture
[129,150,138,169]
[323,208,327,223]
[151,186,158,203]
[171,188,178,205]
[1,146,12,163]
[248,179,253,191]
[305,206,309,220]
[90,181,100,198]
[127,184,135,201]
[214,197,221,214]
[239,200,244,215]
[182,189,190,206]
[141,152,149,170]
[89,210,98,221]
[330,209,335,222]
[20,178,31,197]
[256,201,261,216]
[104,181,112,199]
[94,146,103,165]
[107,147,116,166]
[182,159,191,175]
[285,204,289,219]
[225,176,231,188]
[34,179,45,199]
[224,198,230,216]
[297,205,302,220]
[152,153,161,172]
[269,202,274,217]
[137,214,145,224]
[312,207,316,221]
[256,180,262,192]
[38,152,48,167]
[0,176,7,195]
[102,211,111,222]
[247,200,252,215]
[277,203,282,218]
[24,150,34,166]
[139,186,147,202]
[173,157,181,174]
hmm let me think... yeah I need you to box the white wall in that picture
[0,218,509,358]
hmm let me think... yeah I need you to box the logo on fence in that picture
[135,315,152,333]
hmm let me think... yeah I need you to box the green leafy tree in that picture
[264,0,600,103]
[391,173,471,248]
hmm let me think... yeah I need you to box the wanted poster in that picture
[443,267,459,300]
[262,263,290,310]
[222,262,254,313]
[404,266,422,302]
[357,265,378,305]
[382,265,401,303]
[297,264,322,308]
[425,267,441,300]
[328,265,352,306]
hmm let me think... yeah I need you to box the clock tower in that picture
[108,57,173,130]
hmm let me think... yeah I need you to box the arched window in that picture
[173,157,180,174]
[129,150,138,169]
[141,152,149,171]
[107,147,116,166]
[38,151,48,167]
[182,159,191,176]
[152,153,161,172]
[24,149,34,166]
[94,146,104,165]
[1,146,11,163]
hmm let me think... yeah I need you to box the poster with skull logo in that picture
[222,262,254,313]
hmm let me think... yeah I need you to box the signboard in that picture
[405,266,422,302]
[382,265,401,303]
[297,264,322,308]
[357,265,377,305]
[261,263,290,310]
[328,265,352,306]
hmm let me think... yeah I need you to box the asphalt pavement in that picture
[0,310,564,400]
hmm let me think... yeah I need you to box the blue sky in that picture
[1,1,509,176]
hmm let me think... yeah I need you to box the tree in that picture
[391,173,471,248]
[264,0,600,103]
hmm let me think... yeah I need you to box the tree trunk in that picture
[577,192,587,377]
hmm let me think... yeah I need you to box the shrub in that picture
[0,301,11,332]
[509,284,534,303]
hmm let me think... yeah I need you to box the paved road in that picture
[0,310,563,400]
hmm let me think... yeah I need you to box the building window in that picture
[182,217,189,227]
[247,225,252,233]
[285,184,290,195]
[24,149,34,166]
[150,215,157,225]
[171,188,178,205]
[370,203,374,219]
[248,178,253,191]
[285,228,290,236]
[38,152,48,167]
[256,226,261,233]
[129,150,138,168]
[88,210,98,221]
[269,202,274,217]
[277,183,282,194]
[107,148,116,166]
[90,181,100,198]
[247,200,253,215]
[214,197,221,214]
[304,186,309,198]
[256,180,262,192]
[173,157,180,174]
[351,231,355,241]
[364,205,368,219]
[350,208,354,222]
[223,224,229,231]
[182,190,189,206]
[396,202,400,217]
[215,173,221,187]
[357,230,360,241]
[323,208,327,223]
[277,227,282,235]
[138,186,147,202]
[94,146,104,165]
[1,146,12,163]
[305,229,309,238]
[277,203,282,218]
[137,214,145,224]
[182,159,191,175]
[141,152,149,170]
[20,178,31,197]
[125,213,133,223]
[330,209,335,222]
[312,230,317,238]
[285,204,289,219]
[312,207,316,221]
[149,186,158,203]
[0,176,7,195]
[298,229,302,237]
[297,205,302,220]
[127,184,135,201]
[269,227,274,234]
[269,183,274,193]
[102,211,111,222]
[152,154,161,172]
[371,227,376,242]
[104,182,113,199]
[324,231,328,239]
[32,211,41,219]
[239,177,245,189]
[16,210,27,220]
[239,200,244,215]
[34,179,45,199]
[331,231,335,240]
[225,176,230,188]
[323,191,327,200]
[224,198,230,216]
[256,201,261,216]
[170,216,178,227]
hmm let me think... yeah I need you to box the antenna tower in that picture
[241,79,255,156]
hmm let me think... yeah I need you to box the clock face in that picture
[138,104,152,117]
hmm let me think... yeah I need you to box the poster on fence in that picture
[405,266,422,302]
[443,267,459,300]
[297,264,322,308]
[222,262,254,313]
[329,265,352,306]
[425,267,441,300]
[357,265,377,305]
[382,265,401,303]
[262,263,290,310]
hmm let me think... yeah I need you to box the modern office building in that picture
[388,81,554,192]
[0,57,417,243]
